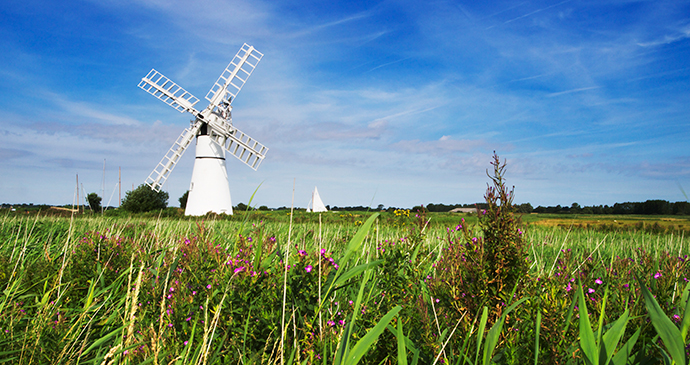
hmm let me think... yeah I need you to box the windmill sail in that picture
[206,43,263,108]
[138,69,200,114]
[309,187,328,213]
[145,123,202,192]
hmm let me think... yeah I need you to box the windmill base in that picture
[185,135,234,216]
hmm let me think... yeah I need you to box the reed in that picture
[0,205,688,363]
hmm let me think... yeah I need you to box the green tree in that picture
[120,184,169,213]
[86,193,102,212]
[516,202,533,213]
[179,190,189,209]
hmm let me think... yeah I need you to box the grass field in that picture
[1,207,689,364]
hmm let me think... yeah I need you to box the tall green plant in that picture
[431,152,529,321]
[479,152,529,306]
[637,277,690,365]
[575,282,636,365]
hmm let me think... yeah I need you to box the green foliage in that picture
[3,157,690,364]
[479,152,529,306]
[431,152,529,323]
[120,184,169,213]
[86,192,102,212]
[179,190,189,209]
[637,276,690,365]
[575,282,634,365]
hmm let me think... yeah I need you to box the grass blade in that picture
[578,284,598,365]
[600,309,629,365]
[611,328,640,365]
[347,305,401,365]
[475,307,488,365]
[396,319,408,365]
[637,275,686,365]
[483,297,528,365]
[534,311,541,365]
[680,281,690,341]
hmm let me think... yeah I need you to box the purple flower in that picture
[565,283,572,292]
[654,272,662,279]
[206,284,212,289]
[298,250,307,256]
[305,265,313,273]
[587,288,595,294]
[595,278,603,285]
[234,266,245,274]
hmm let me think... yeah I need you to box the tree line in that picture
[529,200,690,215]
[419,200,690,215]
[3,192,689,216]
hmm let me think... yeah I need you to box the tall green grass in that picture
[0,211,688,364]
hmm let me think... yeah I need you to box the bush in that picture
[479,152,529,306]
[431,152,529,322]
[120,184,169,213]
[86,192,102,212]
[179,190,189,209]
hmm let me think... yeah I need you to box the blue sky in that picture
[1,0,689,209]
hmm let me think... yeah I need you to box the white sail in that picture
[310,187,328,212]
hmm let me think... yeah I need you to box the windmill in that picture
[138,43,267,216]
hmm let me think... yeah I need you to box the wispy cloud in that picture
[306,119,389,140]
[636,25,690,47]
[285,10,376,39]
[45,92,141,126]
[366,57,412,73]
[547,86,601,97]
[0,147,30,161]
[392,136,488,155]
[503,0,572,25]
[486,0,572,29]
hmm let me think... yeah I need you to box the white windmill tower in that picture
[138,43,267,216]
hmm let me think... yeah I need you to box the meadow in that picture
[0,204,689,364]
[2,152,690,365]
